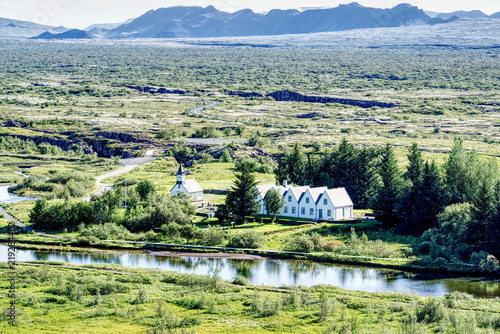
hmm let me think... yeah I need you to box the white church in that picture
[256,181,354,221]
[170,164,203,201]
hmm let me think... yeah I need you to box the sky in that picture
[1,0,499,29]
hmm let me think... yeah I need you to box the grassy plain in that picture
[1,263,500,334]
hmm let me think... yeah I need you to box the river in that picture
[1,244,499,298]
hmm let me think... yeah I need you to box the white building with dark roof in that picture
[256,181,353,220]
[170,164,203,201]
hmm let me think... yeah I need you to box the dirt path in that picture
[83,149,157,201]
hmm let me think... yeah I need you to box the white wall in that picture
[298,190,318,220]
[316,194,335,220]
[283,190,299,217]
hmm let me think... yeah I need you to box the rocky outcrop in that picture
[228,91,263,98]
[4,120,26,128]
[0,130,157,158]
[267,90,398,108]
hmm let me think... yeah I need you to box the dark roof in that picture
[176,164,185,175]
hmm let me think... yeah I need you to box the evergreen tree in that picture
[372,144,402,227]
[468,181,496,247]
[274,143,307,186]
[264,188,285,223]
[286,143,307,186]
[352,147,379,209]
[404,143,424,185]
[332,138,356,189]
[226,164,259,224]
[396,161,445,235]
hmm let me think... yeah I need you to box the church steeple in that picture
[176,164,185,184]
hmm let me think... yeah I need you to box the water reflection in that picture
[1,244,499,298]
[0,185,39,203]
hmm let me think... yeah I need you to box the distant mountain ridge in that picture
[0,17,68,38]
[31,29,95,40]
[436,10,489,19]
[105,3,451,39]
[1,3,500,40]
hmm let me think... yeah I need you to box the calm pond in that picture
[1,244,499,298]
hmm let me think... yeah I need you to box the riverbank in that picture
[1,261,499,334]
[1,234,494,281]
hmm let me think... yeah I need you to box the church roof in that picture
[176,164,185,175]
[183,179,203,193]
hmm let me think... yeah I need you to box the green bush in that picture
[227,230,265,249]
[232,275,250,285]
[416,299,446,324]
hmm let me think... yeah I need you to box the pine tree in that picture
[468,181,496,246]
[226,164,259,224]
[264,188,284,223]
[405,143,424,185]
[372,144,402,227]
[352,148,379,209]
[286,143,307,186]
[397,161,445,235]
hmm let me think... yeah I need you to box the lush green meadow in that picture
[1,263,500,334]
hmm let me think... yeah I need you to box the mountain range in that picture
[1,3,499,39]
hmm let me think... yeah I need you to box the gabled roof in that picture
[183,179,203,193]
[256,184,288,198]
[285,186,310,201]
[322,188,353,207]
[299,187,328,204]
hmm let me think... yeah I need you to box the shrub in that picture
[80,223,133,240]
[416,299,446,323]
[470,251,500,273]
[289,234,315,253]
[251,294,281,317]
[232,275,249,285]
[133,288,149,304]
[202,225,227,246]
[227,231,265,249]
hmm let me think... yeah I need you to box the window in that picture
[284,207,288,213]
[288,196,292,202]
[343,207,345,217]
[306,197,310,204]
[292,207,296,214]
[301,208,305,215]
[310,208,314,216]
[327,210,332,217]
[323,199,327,205]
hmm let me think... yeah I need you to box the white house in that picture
[170,164,203,201]
[283,185,311,217]
[256,181,354,221]
[298,187,328,219]
[316,188,354,220]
